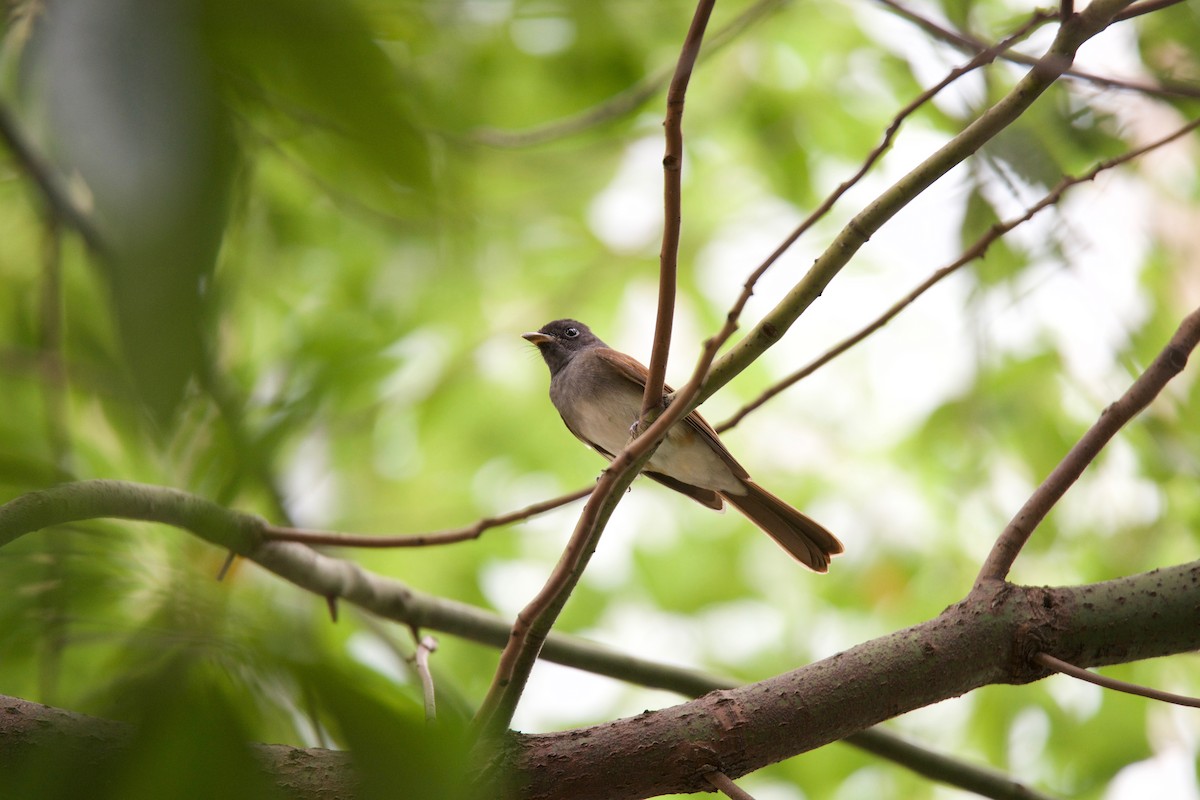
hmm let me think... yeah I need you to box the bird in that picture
[522,319,843,571]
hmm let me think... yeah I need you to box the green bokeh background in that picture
[1,0,1198,797]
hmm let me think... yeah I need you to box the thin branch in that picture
[1114,0,1189,21]
[0,102,104,251]
[846,730,1059,800]
[876,0,1200,101]
[1035,652,1200,709]
[705,771,758,800]
[469,0,788,148]
[643,0,717,420]
[700,0,1140,404]
[263,485,593,548]
[414,633,440,722]
[717,115,1200,432]
[977,305,1200,583]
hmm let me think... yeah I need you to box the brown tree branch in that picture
[263,485,593,548]
[846,730,1058,800]
[977,304,1200,583]
[1114,0,1190,21]
[0,102,105,251]
[1034,652,1200,708]
[513,566,1200,800]
[876,0,1200,101]
[642,0,716,420]
[476,0,726,738]
[705,771,757,800]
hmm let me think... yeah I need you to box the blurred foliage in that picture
[0,0,1198,798]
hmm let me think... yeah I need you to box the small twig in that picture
[717,115,1200,432]
[216,550,238,582]
[262,485,592,548]
[412,633,440,722]
[876,0,1200,101]
[643,0,717,420]
[705,770,758,800]
[0,102,105,251]
[325,595,339,623]
[847,729,1057,800]
[977,305,1200,583]
[1114,0,1188,21]
[1035,652,1200,708]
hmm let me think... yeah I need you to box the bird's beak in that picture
[522,332,553,345]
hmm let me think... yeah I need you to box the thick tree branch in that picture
[0,480,710,692]
[513,565,1200,800]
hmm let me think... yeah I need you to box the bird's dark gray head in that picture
[522,319,607,375]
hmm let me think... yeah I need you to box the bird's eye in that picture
[564,327,579,338]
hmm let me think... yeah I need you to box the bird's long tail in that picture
[720,482,844,572]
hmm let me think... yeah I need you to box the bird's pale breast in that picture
[551,355,742,493]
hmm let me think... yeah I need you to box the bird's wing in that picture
[591,347,751,482]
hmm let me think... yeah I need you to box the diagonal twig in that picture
[1036,652,1200,708]
[876,0,1200,101]
[977,304,1200,583]
[0,102,105,251]
[262,485,593,548]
